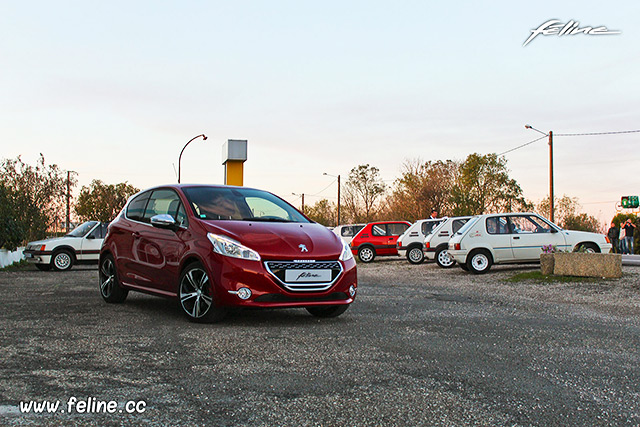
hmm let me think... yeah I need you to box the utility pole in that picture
[548,131,554,223]
[66,171,71,233]
[301,193,305,214]
[525,124,555,222]
[337,174,341,226]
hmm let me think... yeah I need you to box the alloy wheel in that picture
[180,267,213,319]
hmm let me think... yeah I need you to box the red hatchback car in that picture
[99,184,357,322]
[350,221,411,263]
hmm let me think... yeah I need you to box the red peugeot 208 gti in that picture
[99,184,357,322]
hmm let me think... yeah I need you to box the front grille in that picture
[264,261,343,292]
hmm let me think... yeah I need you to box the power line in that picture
[309,179,337,197]
[499,128,640,156]
[555,129,640,137]
[498,135,547,156]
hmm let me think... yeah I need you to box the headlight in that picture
[207,233,261,261]
[339,240,353,261]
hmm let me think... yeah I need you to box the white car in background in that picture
[23,221,109,271]
[424,216,472,268]
[448,212,612,274]
[396,218,444,264]
[333,224,366,245]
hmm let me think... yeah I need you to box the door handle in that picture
[133,231,141,239]
[513,236,520,240]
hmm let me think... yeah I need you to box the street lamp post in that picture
[323,172,341,226]
[178,134,207,183]
[525,124,554,222]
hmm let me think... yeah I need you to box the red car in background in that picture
[99,184,357,323]
[350,221,411,263]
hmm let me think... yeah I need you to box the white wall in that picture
[0,247,25,269]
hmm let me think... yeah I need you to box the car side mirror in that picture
[550,228,558,233]
[151,214,178,231]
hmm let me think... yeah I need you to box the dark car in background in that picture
[99,184,357,322]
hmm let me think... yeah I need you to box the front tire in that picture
[99,255,128,303]
[467,249,492,274]
[407,246,425,264]
[179,262,227,323]
[52,250,74,271]
[577,243,600,253]
[435,247,456,268]
[306,305,349,318]
[358,246,376,263]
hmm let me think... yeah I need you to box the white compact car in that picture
[424,216,472,268]
[333,224,366,245]
[448,212,612,274]
[23,221,109,271]
[397,218,444,264]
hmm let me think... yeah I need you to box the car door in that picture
[508,214,566,261]
[384,222,409,255]
[135,189,190,294]
[370,224,391,254]
[115,191,151,286]
[484,216,514,262]
[80,223,106,261]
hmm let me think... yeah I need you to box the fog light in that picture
[229,287,252,300]
[349,285,356,297]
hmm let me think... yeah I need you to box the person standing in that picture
[623,218,636,254]
[429,209,438,219]
[607,222,620,253]
[619,224,628,254]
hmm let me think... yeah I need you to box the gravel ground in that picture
[1,260,639,426]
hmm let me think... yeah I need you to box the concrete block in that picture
[553,253,622,278]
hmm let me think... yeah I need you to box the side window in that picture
[372,225,386,236]
[89,223,109,239]
[143,189,182,223]
[486,216,510,234]
[175,203,189,227]
[421,221,441,236]
[388,223,408,236]
[126,192,150,222]
[452,219,468,234]
[510,215,551,233]
[341,227,353,237]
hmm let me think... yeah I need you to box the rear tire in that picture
[467,249,492,274]
[459,263,469,271]
[358,246,376,263]
[52,250,74,271]
[435,247,456,268]
[179,262,227,323]
[99,255,128,303]
[306,305,349,318]
[35,264,51,271]
[407,246,424,264]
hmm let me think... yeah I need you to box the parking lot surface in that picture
[1,260,639,426]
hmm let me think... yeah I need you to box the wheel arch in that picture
[51,245,77,261]
[574,241,601,253]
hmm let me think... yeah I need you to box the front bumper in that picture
[23,250,52,265]
[203,255,358,309]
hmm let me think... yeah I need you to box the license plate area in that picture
[284,269,332,283]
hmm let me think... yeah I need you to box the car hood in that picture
[199,220,343,260]
[27,236,73,247]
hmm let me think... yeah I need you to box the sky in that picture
[1,1,638,225]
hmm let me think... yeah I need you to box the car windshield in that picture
[66,221,98,237]
[455,216,480,235]
[182,186,310,223]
